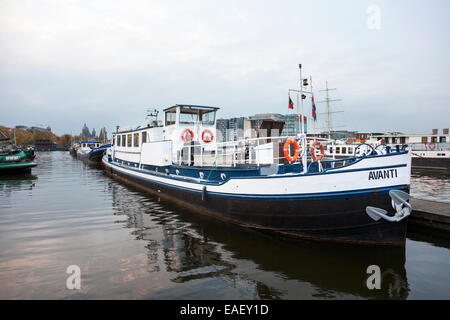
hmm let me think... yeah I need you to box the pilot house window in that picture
[165,111,176,126]
[134,133,139,147]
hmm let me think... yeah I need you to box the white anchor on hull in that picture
[366,190,412,222]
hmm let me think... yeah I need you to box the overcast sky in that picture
[1,0,449,136]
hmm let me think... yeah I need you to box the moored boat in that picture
[76,141,111,164]
[101,102,413,246]
[0,146,37,173]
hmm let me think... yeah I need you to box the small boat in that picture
[77,141,111,164]
[0,145,37,173]
[69,141,80,157]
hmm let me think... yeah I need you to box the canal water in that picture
[0,152,449,299]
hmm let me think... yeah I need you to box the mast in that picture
[318,81,343,139]
[288,64,313,173]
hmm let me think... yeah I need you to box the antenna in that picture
[316,81,344,138]
[146,108,160,127]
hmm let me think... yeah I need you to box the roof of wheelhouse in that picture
[163,104,220,112]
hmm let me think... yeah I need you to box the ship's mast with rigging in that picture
[317,81,344,139]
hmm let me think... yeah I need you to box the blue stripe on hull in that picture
[106,160,409,201]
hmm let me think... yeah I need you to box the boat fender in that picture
[202,186,207,201]
[310,141,324,161]
[181,128,194,142]
[283,139,300,163]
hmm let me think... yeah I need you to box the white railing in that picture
[174,136,332,168]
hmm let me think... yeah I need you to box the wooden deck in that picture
[409,198,450,232]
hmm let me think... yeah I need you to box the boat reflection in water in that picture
[110,181,409,299]
[0,172,37,195]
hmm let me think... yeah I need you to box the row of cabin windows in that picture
[114,132,148,147]
[328,146,354,154]
[383,137,447,144]
[82,143,100,148]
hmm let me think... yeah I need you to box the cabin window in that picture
[165,111,176,126]
[121,135,126,147]
[201,110,216,125]
[348,147,353,154]
[336,147,340,154]
[117,135,120,146]
[134,133,139,147]
[431,137,437,143]
[179,107,216,125]
[440,136,446,143]
[142,131,147,143]
[342,147,347,154]
[421,137,428,143]
[329,147,333,153]
[127,134,132,147]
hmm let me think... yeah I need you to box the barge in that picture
[102,102,413,246]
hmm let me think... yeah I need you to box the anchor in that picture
[366,190,412,222]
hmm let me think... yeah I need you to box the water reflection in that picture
[410,169,450,203]
[110,181,410,299]
[0,173,37,197]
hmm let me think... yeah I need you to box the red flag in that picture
[288,96,294,109]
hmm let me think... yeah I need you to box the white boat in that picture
[367,132,450,170]
[101,101,413,246]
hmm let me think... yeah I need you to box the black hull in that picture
[77,150,105,164]
[88,149,106,162]
[412,157,450,170]
[0,163,36,173]
[104,164,409,246]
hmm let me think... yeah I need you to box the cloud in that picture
[0,0,449,135]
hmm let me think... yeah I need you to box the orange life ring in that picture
[428,142,436,150]
[181,128,194,142]
[283,139,300,163]
[201,129,214,143]
[310,141,324,161]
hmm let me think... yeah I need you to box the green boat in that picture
[0,149,37,173]
[0,128,37,173]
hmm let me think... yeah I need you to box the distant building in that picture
[34,139,57,150]
[216,118,230,142]
[28,126,51,132]
[80,123,96,139]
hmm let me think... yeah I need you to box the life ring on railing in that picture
[428,142,436,150]
[181,128,194,142]
[201,129,214,143]
[283,139,300,163]
[310,141,324,161]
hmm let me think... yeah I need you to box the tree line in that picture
[0,126,106,147]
